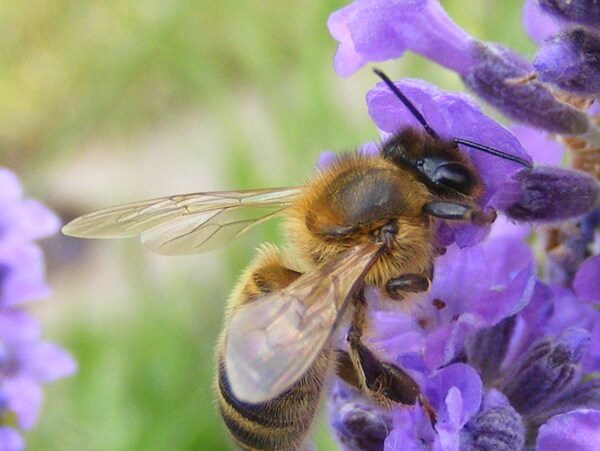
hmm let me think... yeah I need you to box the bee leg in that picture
[385,273,431,300]
[338,299,438,424]
[334,348,363,391]
[347,329,421,406]
[335,346,437,426]
[424,201,497,226]
[343,295,419,405]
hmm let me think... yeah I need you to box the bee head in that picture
[381,128,481,199]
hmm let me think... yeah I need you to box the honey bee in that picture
[62,70,532,450]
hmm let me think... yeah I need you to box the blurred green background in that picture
[1,1,533,449]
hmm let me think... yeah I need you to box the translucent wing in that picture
[62,187,300,255]
[224,241,385,403]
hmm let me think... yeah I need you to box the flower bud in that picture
[500,166,600,222]
[537,0,600,29]
[534,28,600,95]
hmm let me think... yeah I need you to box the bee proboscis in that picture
[63,69,531,450]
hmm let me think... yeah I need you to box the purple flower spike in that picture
[0,167,76,447]
[500,166,600,222]
[534,29,600,95]
[501,328,590,416]
[329,1,591,134]
[536,409,600,451]
[327,0,476,78]
[537,0,600,29]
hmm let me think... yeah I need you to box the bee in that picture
[62,70,532,450]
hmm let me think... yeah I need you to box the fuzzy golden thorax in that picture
[285,153,437,290]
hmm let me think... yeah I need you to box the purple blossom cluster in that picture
[326,1,600,450]
[0,169,76,450]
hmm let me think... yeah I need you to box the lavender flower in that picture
[0,168,76,449]
[536,0,600,29]
[526,1,600,96]
[323,0,600,449]
[338,1,600,229]
[533,28,600,95]
[328,0,592,134]
[325,2,600,449]
[329,220,600,450]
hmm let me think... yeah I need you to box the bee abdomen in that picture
[216,355,327,451]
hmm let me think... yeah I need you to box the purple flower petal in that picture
[429,234,534,317]
[0,243,50,307]
[469,265,536,324]
[20,342,77,382]
[0,427,24,451]
[328,0,476,77]
[0,170,59,243]
[385,408,432,451]
[2,377,42,430]
[0,310,41,345]
[536,409,600,451]
[424,313,486,370]
[573,255,600,304]
[510,124,564,166]
[0,168,75,445]
[8,200,60,242]
[0,170,23,207]
[316,151,338,171]
[432,387,463,451]
[424,363,482,420]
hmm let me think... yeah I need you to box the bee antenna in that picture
[452,139,533,168]
[373,68,533,169]
[372,68,440,140]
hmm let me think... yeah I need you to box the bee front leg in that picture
[424,201,496,226]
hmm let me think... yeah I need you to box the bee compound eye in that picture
[434,163,472,193]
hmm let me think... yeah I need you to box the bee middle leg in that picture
[338,294,420,406]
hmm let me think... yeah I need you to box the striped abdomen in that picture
[216,351,329,451]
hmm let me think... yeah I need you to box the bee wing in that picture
[224,241,385,403]
[62,187,300,255]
